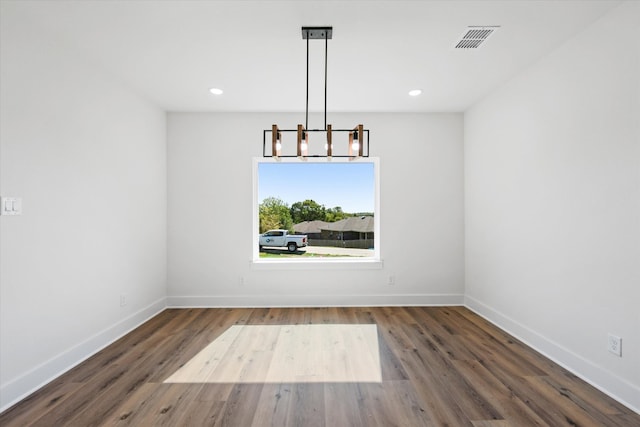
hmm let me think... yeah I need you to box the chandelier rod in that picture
[324,32,328,130]
[306,34,309,130]
[303,27,330,132]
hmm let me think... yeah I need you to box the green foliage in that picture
[290,199,326,224]
[325,206,349,222]
[352,212,374,218]
[259,197,293,233]
[261,197,371,230]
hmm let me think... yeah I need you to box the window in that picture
[252,157,380,267]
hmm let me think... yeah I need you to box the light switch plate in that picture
[1,197,22,215]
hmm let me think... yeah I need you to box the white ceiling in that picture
[2,0,622,113]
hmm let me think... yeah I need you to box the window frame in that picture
[252,157,382,269]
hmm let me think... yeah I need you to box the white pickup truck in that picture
[259,229,308,252]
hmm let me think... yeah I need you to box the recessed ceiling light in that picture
[209,87,224,95]
[408,89,422,97]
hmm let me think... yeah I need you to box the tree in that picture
[290,199,326,224]
[325,206,348,222]
[259,197,293,233]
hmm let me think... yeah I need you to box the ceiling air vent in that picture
[455,26,499,49]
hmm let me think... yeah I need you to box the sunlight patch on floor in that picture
[164,324,382,383]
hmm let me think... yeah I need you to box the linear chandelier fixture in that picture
[263,26,369,159]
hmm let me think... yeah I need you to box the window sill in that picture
[251,258,384,270]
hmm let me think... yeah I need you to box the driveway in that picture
[304,245,374,257]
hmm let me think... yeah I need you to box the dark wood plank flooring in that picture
[1,306,637,426]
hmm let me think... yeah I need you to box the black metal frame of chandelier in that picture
[262,128,370,158]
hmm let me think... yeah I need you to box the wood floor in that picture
[1,306,638,426]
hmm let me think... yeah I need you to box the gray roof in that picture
[294,217,375,234]
[293,220,328,234]
[320,216,374,233]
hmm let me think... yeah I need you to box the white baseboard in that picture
[167,293,464,308]
[0,297,167,413]
[464,295,640,415]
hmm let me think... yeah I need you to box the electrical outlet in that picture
[120,294,127,307]
[388,275,395,286]
[608,334,622,357]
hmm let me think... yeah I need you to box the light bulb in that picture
[275,141,282,150]
[301,142,308,150]
[352,141,360,151]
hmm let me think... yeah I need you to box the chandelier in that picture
[263,27,369,158]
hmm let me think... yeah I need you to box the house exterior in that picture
[292,220,326,240]
[294,216,375,249]
[320,216,374,241]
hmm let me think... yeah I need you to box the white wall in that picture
[167,113,464,307]
[465,2,639,411]
[0,10,167,410]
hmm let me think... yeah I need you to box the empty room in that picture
[0,0,638,425]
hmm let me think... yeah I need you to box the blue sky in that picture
[258,162,375,213]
